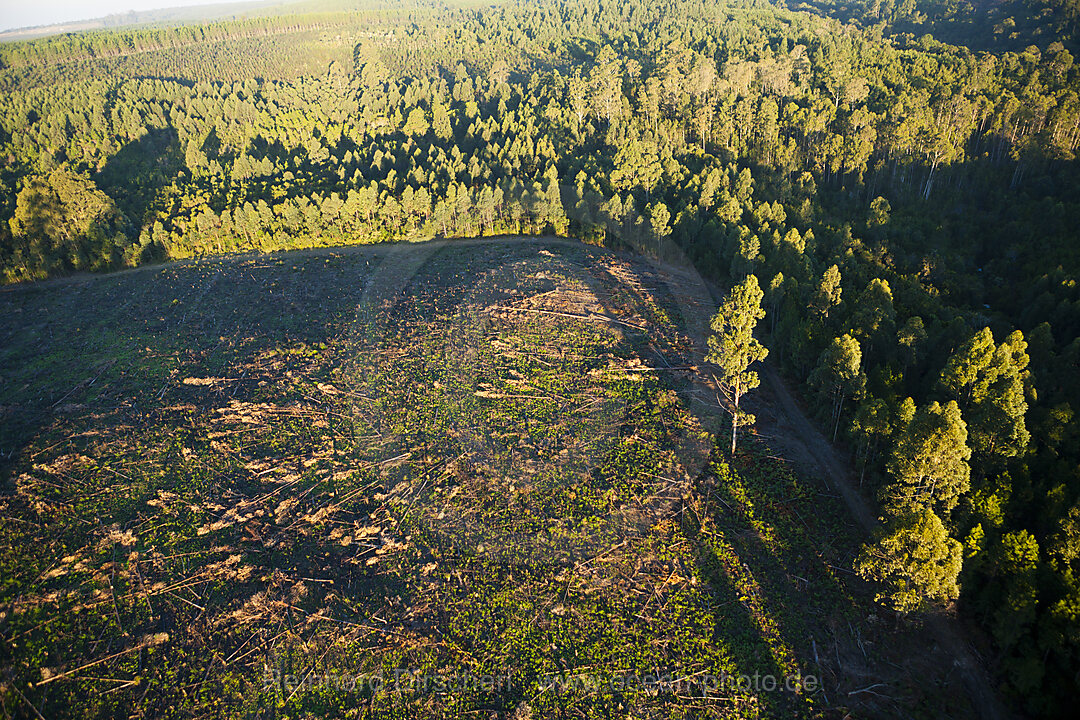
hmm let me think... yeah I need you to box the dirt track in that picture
[758,365,1007,720]
[656,246,1010,720]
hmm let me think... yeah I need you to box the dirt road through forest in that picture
[757,366,1008,720]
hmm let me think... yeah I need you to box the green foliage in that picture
[941,327,999,403]
[402,107,430,136]
[6,168,127,280]
[809,333,865,441]
[610,139,663,196]
[812,264,842,320]
[883,400,972,517]
[856,508,963,613]
[869,196,891,226]
[940,327,1032,466]
[896,315,927,369]
[847,278,896,355]
[990,530,1041,648]
[850,395,900,486]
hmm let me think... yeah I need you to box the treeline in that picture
[1,0,1080,715]
[794,0,1080,51]
[0,7,403,70]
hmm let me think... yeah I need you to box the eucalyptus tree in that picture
[706,274,769,457]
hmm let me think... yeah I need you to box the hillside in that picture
[0,238,987,718]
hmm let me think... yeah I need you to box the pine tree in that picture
[403,107,429,136]
[850,395,897,486]
[897,315,927,370]
[610,139,662,196]
[849,277,896,352]
[432,102,452,140]
[766,272,785,334]
[940,326,997,405]
[989,530,1040,651]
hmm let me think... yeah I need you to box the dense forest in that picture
[2,0,1080,715]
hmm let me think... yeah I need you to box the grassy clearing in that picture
[0,240,976,719]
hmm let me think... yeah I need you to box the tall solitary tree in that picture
[707,274,769,457]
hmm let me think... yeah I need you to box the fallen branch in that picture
[37,635,166,686]
[849,683,890,697]
[491,305,646,331]
[597,365,698,373]
[4,670,46,720]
